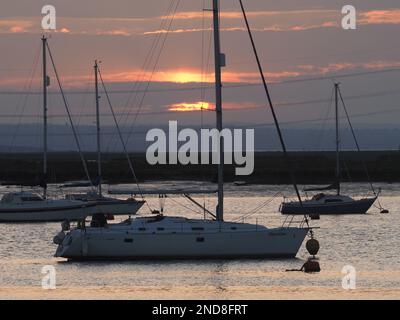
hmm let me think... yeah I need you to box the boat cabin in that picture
[1,192,44,204]
[310,193,353,203]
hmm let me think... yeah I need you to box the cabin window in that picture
[196,237,205,242]
[124,239,133,243]
[157,227,165,231]
[21,196,43,202]
[231,227,237,230]
[192,227,204,231]
[1,194,13,203]
[325,199,343,203]
[138,227,146,231]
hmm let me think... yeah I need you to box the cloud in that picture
[0,20,33,33]
[96,29,132,36]
[59,28,71,33]
[3,59,400,89]
[168,101,256,112]
[169,101,211,112]
[359,9,400,25]
[1,8,399,37]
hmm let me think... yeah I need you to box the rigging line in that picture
[123,0,176,111]
[1,88,399,120]
[119,1,175,116]
[98,67,152,213]
[122,0,181,148]
[74,68,93,152]
[168,196,204,216]
[233,187,287,222]
[8,43,41,153]
[76,69,92,127]
[123,0,181,136]
[233,197,275,222]
[0,103,399,136]
[105,3,178,155]
[316,86,335,151]
[338,86,377,196]
[238,0,303,207]
[3,67,400,97]
[1,93,400,119]
[105,0,179,153]
[45,41,94,189]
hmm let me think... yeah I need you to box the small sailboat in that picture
[0,36,95,222]
[280,83,378,215]
[54,0,312,260]
[64,61,144,216]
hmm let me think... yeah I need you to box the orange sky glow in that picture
[169,101,212,112]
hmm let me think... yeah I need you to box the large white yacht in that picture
[54,0,312,260]
[54,215,309,259]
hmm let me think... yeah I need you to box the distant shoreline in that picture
[0,151,399,185]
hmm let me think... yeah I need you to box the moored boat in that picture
[0,191,95,222]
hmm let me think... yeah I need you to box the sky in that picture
[0,0,399,151]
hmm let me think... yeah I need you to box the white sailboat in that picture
[0,36,95,222]
[54,0,311,259]
[64,60,145,216]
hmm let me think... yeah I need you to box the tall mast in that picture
[335,83,340,195]
[212,0,224,221]
[94,60,102,196]
[42,36,48,199]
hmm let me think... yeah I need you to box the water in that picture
[0,182,399,299]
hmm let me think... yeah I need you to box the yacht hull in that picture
[55,227,309,260]
[0,203,96,222]
[280,197,376,215]
[92,200,145,215]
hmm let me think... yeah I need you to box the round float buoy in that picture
[302,259,321,273]
[306,238,320,256]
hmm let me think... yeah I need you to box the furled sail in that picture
[304,182,339,192]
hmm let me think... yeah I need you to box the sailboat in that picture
[0,36,96,222]
[54,0,311,259]
[64,61,145,216]
[280,83,378,215]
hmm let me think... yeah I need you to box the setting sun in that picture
[166,71,213,84]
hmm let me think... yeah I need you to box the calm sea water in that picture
[0,182,399,299]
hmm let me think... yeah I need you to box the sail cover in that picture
[304,182,339,192]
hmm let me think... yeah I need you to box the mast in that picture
[335,83,340,195]
[212,0,224,221]
[42,36,48,199]
[94,60,102,196]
